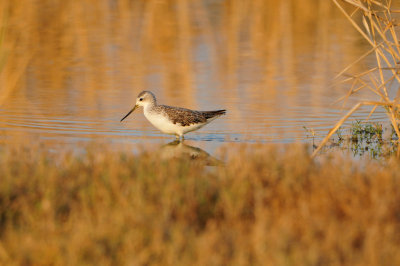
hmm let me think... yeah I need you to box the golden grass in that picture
[314,0,400,156]
[0,143,399,265]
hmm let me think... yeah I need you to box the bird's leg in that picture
[181,135,185,142]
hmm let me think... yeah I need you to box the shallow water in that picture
[0,1,395,154]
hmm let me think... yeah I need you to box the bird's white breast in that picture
[144,110,181,135]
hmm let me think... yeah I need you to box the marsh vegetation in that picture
[314,0,400,156]
[0,143,400,265]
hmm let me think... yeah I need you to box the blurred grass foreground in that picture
[0,143,399,265]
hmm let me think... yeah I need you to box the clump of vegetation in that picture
[347,121,390,157]
[309,120,397,158]
[314,0,400,156]
[0,142,400,265]
[349,120,382,142]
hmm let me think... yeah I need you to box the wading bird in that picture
[120,91,226,140]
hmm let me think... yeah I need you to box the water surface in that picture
[0,1,394,154]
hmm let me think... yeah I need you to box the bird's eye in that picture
[139,98,143,101]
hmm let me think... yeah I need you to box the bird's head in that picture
[120,91,157,122]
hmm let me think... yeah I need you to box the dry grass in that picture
[314,0,400,156]
[0,143,399,265]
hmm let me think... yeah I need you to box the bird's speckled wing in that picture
[155,105,207,126]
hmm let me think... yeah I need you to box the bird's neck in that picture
[144,102,156,113]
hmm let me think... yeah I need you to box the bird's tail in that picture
[201,109,226,120]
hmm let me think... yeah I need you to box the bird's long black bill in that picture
[120,105,138,122]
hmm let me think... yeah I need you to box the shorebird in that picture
[120,91,226,140]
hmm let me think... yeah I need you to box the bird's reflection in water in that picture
[158,140,223,166]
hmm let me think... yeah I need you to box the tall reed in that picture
[313,0,400,156]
